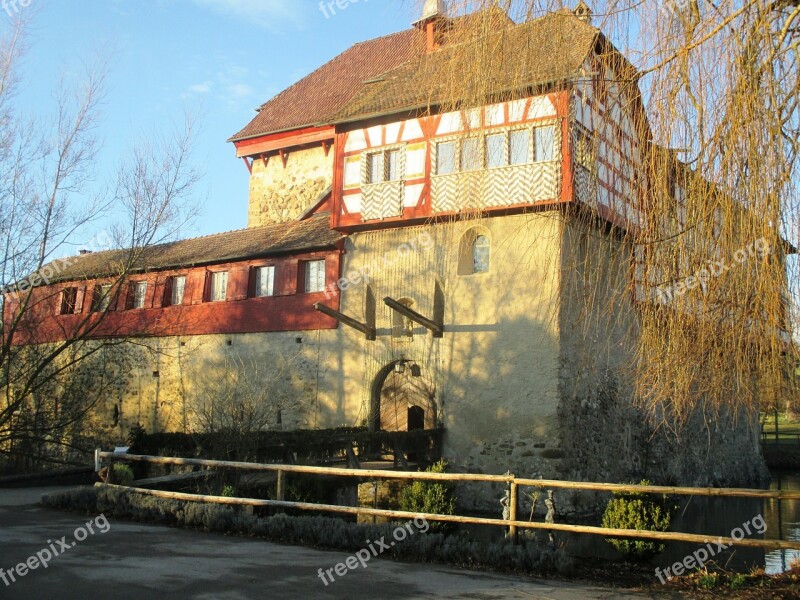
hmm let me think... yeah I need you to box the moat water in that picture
[461,468,800,574]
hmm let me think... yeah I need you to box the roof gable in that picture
[332,11,600,124]
[229,30,421,142]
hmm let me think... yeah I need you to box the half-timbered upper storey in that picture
[231,3,647,234]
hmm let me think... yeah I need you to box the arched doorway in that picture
[369,360,436,432]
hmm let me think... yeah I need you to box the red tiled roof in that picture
[228,30,422,142]
[38,213,341,284]
[332,11,600,124]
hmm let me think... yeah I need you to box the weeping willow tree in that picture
[403,0,799,433]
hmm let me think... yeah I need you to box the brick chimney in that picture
[413,0,447,53]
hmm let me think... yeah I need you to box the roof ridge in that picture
[351,27,415,47]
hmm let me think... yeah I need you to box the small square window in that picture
[385,149,402,181]
[486,134,506,168]
[60,288,77,315]
[460,138,481,171]
[575,128,595,169]
[209,271,228,302]
[510,129,531,165]
[170,275,186,306]
[368,153,383,184]
[304,260,326,293]
[254,266,275,297]
[93,284,112,312]
[132,281,148,309]
[535,126,556,162]
[436,141,457,175]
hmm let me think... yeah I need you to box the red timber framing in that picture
[233,126,335,171]
[7,249,344,345]
[330,91,576,231]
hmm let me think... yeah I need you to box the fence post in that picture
[276,469,285,502]
[509,479,518,543]
[94,449,101,472]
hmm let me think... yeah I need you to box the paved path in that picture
[0,487,672,599]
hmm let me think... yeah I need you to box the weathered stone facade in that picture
[247,146,332,227]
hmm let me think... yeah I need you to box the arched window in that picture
[458,228,491,275]
[472,235,490,274]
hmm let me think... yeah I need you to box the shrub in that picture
[110,463,135,485]
[399,460,456,532]
[601,479,673,560]
[40,486,572,577]
[220,485,236,497]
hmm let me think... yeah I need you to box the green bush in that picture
[220,485,236,497]
[601,479,673,559]
[399,460,456,532]
[110,463,135,486]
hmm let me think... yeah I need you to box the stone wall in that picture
[247,146,332,227]
[331,213,565,511]
[556,216,767,510]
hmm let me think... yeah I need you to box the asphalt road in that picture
[0,487,670,599]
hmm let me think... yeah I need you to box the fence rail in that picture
[96,451,800,552]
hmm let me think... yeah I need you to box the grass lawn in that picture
[761,413,800,442]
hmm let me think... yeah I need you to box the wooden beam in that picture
[279,149,289,168]
[94,482,800,552]
[313,302,376,340]
[98,452,800,497]
[321,140,331,156]
[260,153,269,168]
[384,296,443,337]
[241,157,252,173]
[235,128,334,158]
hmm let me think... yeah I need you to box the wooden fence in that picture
[96,451,800,552]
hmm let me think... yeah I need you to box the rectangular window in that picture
[60,287,77,315]
[575,128,595,170]
[366,148,404,184]
[304,260,326,293]
[209,271,228,302]
[367,153,383,184]
[132,281,148,309]
[535,126,555,162]
[254,266,275,297]
[460,137,481,171]
[93,285,112,312]
[436,141,457,175]
[510,129,531,165]
[486,133,506,168]
[385,149,401,181]
[170,275,186,306]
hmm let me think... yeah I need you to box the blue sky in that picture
[4,0,415,244]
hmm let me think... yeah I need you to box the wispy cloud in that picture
[191,0,305,30]
[187,81,213,94]
[183,66,259,111]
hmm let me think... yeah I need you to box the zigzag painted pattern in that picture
[531,163,559,201]
[361,182,404,221]
[432,163,560,212]
[574,166,596,204]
